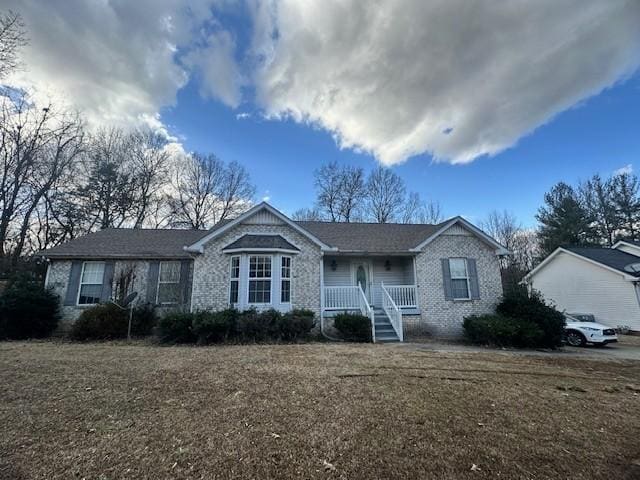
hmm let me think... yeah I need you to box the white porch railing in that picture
[323,285,375,342]
[385,285,418,308]
[381,283,403,342]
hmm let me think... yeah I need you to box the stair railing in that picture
[357,284,375,343]
[381,282,403,342]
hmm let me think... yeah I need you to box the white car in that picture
[564,313,618,347]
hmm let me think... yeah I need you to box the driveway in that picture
[399,334,640,361]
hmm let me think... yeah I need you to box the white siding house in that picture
[524,247,640,332]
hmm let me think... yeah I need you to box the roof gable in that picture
[222,234,300,253]
[410,217,509,255]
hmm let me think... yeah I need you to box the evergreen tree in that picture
[536,182,595,257]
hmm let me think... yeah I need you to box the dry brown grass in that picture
[1,341,639,479]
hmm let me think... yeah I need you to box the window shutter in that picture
[441,259,453,300]
[64,261,83,306]
[467,258,480,299]
[179,260,191,305]
[147,261,160,304]
[100,261,115,302]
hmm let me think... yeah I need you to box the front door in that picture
[352,261,372,303]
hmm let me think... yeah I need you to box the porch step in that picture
[373,310,400,343]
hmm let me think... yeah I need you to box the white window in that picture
[78,261,105,305]
[281,256,291,303]
[449,258,470,300]
[248,255,271,304]
[229,256,240,304]
[157,261,181,304]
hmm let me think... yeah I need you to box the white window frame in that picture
[229,255,240,305]
[281,256,292,304]
[156,261,181,305]
[247,255,273,305]
[449,258,471,300]
[77,261,105,306]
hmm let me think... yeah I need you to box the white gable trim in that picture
[409,216,509,255]
[612,240,640,255]
[523,247,638,283]
[184,202,335,253]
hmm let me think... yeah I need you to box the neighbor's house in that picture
[40,202,507,342]
[523,242,640,332]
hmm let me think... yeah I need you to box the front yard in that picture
[1,342,639,479]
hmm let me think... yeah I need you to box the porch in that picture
[321,255,420,343]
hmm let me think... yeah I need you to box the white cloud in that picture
[252,0,640,164]
[2,0,220,130]
[236,112,251,120]
[614,164,633,176]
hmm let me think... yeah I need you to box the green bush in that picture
[70,303,128,340]
[236,308,280,342]
[463,314,544,348]
[192,309,237,344]
[334,313,372,342]
[0,277,60,339]
[497,289,565,348]
[279,309,316,341]
[157,311,196,344]
[71,303,158,341]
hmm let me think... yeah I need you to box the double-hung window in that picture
[157,261,181,304]
[229,256,240,304]
[449,258,470,300]
[248,255,271,304]
[78,261,105,305]
[281,256,291,303]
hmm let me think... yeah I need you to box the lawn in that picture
[1,342,639,479]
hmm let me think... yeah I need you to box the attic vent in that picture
[624,262,640,273]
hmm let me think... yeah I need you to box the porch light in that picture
[331,259,337,271]
[385,259,391,271]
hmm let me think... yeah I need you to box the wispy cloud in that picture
[236,112,251,120]
[614,164,633,176]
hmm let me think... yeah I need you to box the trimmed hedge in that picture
[463,314,543,348]
[70,303,158,341]
[463,289,565,349]
[0,277,60,339]
[159,308,316,344]
[334,313,372,342]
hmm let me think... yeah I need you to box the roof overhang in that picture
[184,202,336,253]
[523,247,639,283]
[221,247,300,254]
[409,216,509,255]
[612,240,640,253]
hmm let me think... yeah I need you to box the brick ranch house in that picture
[40,202,508,342]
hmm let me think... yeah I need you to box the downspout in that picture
[319,252,343,342]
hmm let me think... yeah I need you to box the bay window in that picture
[229,256,240,304]
[281,256,291,303]
[248,255,271,304]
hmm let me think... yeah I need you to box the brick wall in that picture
[191,223,323,317]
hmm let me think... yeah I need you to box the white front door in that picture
[352,261,372,303]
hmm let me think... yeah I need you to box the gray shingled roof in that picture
[40,228,209,259]
[295,221,445,252]
[565,246,640,277]
[222,234,300,251]
[40,218,452,259]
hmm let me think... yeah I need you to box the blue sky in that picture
[7,1,640,227]
[163,69,640,227]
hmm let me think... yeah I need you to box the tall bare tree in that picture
[580,175,620,246]
[0,10,26,78]
[402,193,444,224]
[169,153,254,229]
[612,172,640,241]
[291,207,324,221]
[314,161,366,222]
[366,166,406,223]
[0,94,84,260]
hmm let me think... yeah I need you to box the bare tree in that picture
[0,10,26,78]
[402,193,444,224]
[612,172,640,241]
[291,207,324,221]
[366,166,406,223]
[314,161,365,222]
[0,94,84,260]
[580,175,620,246]
[169,153,254,229]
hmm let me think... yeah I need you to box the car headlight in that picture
[582,327,601,332]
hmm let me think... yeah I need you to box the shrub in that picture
[0,277,60,340]
[236,308,281,342]
[463,314,544,348]
[192,309,237,344]
[130,303,158,336]
[279,309,316,341]
[497,289,565,348]
[157,311,196,344]
[334,313,372,342]
[70,303,128,340]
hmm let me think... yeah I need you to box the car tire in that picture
[565,330,586,347]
